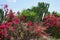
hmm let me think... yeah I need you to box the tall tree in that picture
[27,2,49,22]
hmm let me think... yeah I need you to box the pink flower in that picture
[10,28,15,32]
[7,22,12,25]
[23,23,28,26]
[0,24,7,29]
[4,4,8,9]
[56,18,60,27]
[20,15,26,19]
[8,36,12,40]
[2,29,7,37]
[33,23,48,36]
[27,28,31,31]
[8,10,14,19]
[12,17,20,24]
[9,26,15,32]
[43,14,57,27]
[0,24,7,37]
[27,21,33,26]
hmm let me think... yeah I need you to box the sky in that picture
[0,0,60,12]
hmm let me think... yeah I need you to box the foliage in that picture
[22,9,37,22]
[43,14,60,39]
[0,9,49,40]
[0,9,4,23]
[0,2,60,40]
[27,2,49,22]
[52,11,60,17]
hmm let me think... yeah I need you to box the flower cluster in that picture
[43,14,60,28]
[0,4,60,40]
[0,9,49,40]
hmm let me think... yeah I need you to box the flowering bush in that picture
[43,14,60,38]
[0,5,49,40]
[0,3,60,40]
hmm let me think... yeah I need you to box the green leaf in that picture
[22,9,30,16]
[30,11,36,16]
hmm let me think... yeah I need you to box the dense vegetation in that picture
[0,2,60,40]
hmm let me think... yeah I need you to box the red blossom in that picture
[8,10,14,19]
[33,23,48,36]
[10,28,15,32]
[22,20,26,22]
[20,15,26,19]
[6,22,12,26]
[23,23,28,26]
[0,24,7,29]
[12,17,20,24]
[55,18,60,27]
[8,36,12,40]
[4,4,8,9]
[2,29,7,37]
[43,14,57,27]
[27,28,31,31]
[0,24,7,37]
[27,21,33,26]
